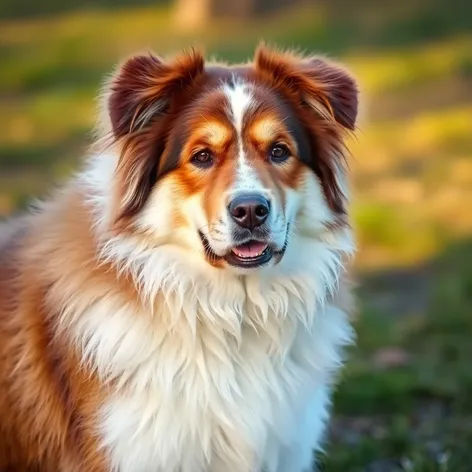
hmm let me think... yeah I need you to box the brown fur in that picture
[0,192,139,471]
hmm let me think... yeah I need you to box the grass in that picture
[320,239,472,471]
[1,0,472,470]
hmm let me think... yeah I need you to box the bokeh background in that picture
[1,0,472,470]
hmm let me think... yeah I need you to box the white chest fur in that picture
[75,286,352,472]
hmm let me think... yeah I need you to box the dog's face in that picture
[106,46,358,273]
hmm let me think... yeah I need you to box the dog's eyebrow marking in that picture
[196,121,231,148]
[250,117,279,142]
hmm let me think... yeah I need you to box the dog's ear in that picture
[108,51,205,137]
[255,45,358,215]
[254,45,358,130]
[106,51,205,225]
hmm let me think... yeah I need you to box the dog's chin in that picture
[198,231,289,271]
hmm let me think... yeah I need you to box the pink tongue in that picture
[233,241,267,258]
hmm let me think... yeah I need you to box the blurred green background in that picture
[1,0,472,470]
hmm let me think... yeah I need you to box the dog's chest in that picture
[96,323,319,471]
[83,296,350,472]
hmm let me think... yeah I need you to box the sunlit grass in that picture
[349,36,472,95]
[0,89,95,147]
[350,106,472,159]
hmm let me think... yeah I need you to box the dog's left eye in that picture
[191,150,213,168]
[269,144,290,163]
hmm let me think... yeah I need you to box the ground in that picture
[0,0,471,470]
[321,239,472,471]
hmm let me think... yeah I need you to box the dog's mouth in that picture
[225,240,273,268]
[199,231,289,269]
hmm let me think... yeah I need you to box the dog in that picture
[0,44,358,472]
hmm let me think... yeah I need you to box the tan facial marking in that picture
[250,117,281,143]
[194,121,232,150]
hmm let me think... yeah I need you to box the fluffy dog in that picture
[0,44,358,472]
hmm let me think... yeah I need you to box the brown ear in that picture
[255,46,358,216]
[255,46,358,130]
[108,50,205,137]
[106,51,205,225]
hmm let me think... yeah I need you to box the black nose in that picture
[228,194,270,230]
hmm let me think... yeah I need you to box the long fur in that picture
[0,44,358,472]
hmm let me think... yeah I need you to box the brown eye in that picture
[269,143,290,163]
[192,150,213,168]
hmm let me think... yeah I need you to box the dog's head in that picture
[103,45,358,274]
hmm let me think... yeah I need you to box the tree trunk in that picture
[173,0,212,31]
[173,0,294,30]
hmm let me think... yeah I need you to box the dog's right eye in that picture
[269,143,290,163]
[191,150,214,168]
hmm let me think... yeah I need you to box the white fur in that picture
[223,81,265,194]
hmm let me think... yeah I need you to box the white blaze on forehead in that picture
[223,80,262,193]
[223,79,253,136]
